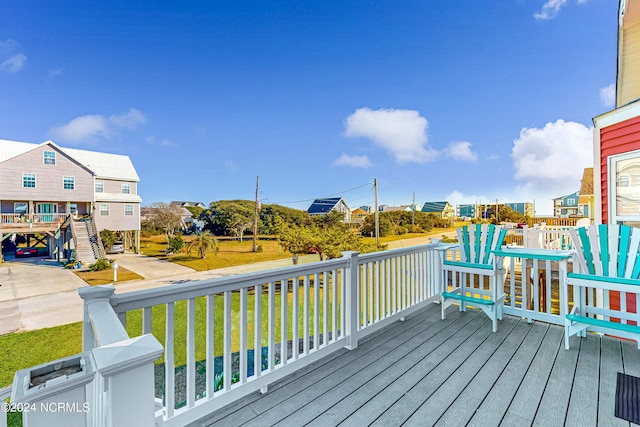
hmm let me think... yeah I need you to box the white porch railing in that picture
[77,243,444,427]
[3,239,577,427]
[0,213,68,225]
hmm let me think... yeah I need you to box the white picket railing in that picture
[78,243,445,427]
[3,239,575,427]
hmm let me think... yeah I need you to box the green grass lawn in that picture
[140,235,293,271]
[74,266,144,286]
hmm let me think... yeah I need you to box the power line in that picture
[271,181,373,205]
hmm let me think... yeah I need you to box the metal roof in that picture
[0,139,139,181]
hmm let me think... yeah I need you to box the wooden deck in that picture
[190,303,640,427]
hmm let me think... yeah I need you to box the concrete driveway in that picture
[0,256,88,335]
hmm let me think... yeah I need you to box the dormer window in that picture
[44,151,56,165]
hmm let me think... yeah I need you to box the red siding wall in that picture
[599,114,640,316]
[599,114,640,224]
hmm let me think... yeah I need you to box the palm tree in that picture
[187,230,219,259]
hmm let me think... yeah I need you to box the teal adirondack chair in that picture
[565,224,640,349]
[441,223,508,332]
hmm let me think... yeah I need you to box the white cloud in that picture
[0,40,26,74]
[49,108,146,144]
[146,135,176,147]
[534,0,568,20]
[47,69,63,81]
[344,107,437,164]
[599,83,615,108]
[511,119,593,211]
[0,53,26,73]
[224,160,238,172]
[445,190,490,207]
[333,153,372,168]
[446,141,478,162]
[0,39,19,55]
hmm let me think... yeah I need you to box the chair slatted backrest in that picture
[569,224,640,279]
[456,223,507,265]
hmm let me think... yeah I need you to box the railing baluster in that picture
[240,288,248,383]
[292,278,299,360]
[143,306,152,335]
[268,282,275,369]
[303,275,310,355]
[374,261,380,322]
[187,298,196,407]
[281,278,288,365]
[332,269,338,341]
[206,294,214,398]
[223,291,232,391]
[368,262,373,324]
[165,302,175,417]
[323,271,329,347]
[313,273,319,350]
[254,284,262,376]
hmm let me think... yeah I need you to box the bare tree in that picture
[145,202,184,243]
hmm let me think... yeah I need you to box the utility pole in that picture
[411,192,416,225]
[253,176,259,252]
[374,178,379,246]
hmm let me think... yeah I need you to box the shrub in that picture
[89,258,112,272]
[167,235,185,254]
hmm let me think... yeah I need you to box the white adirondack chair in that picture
[441,223,507,332]
[565,224,640,349]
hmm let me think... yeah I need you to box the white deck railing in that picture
[78,243,445,427]
[3,239,576,427]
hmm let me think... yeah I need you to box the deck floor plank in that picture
[532,333,581,426]
[502,325,564,424]
[434,320,538,426]
[566,334,601,427]
[467,321,550,426]
[293,309,485,427]
[240,306,457,426]
[309,311,488,427]
[402,317,520,426]
[598,337,627,427]
[186,305,640,427]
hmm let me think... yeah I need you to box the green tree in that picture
[186,231,219,258]
[99,229,118,250]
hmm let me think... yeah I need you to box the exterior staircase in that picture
[70,217,105,265]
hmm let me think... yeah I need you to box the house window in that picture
[124,204,134,216]
[22,173,36,188]
[14,202,27,214]
[70,203,78,215]
[43,151,56,165]
[609,150,640,223]
[99,204,110,216]
[95,181,104,193]
[121,183,131,194]
[63,176,75,190]
[566,199,576,206]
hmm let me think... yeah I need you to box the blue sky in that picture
[0,0,618,215]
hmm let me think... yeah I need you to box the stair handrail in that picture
[85,216,106,259]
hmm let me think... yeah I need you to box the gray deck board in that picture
[189,304,640,427]
[566,335,600,427]
[502,325,564,424]
[598,337,627,427]
[467,321,549,426]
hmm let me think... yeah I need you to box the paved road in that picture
[0,233,450,335]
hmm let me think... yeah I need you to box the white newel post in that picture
[343,251,360,350]
[91,335,163,427]
[78,285,164,427]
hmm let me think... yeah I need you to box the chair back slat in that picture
[618,225,631,278]
[569,228,587,273]
[598,224,611,276]
[457,226,470,263]
[626,227,640,278]
[483,224,496,264]
[456,223,505,266]
[589,225,603,276]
